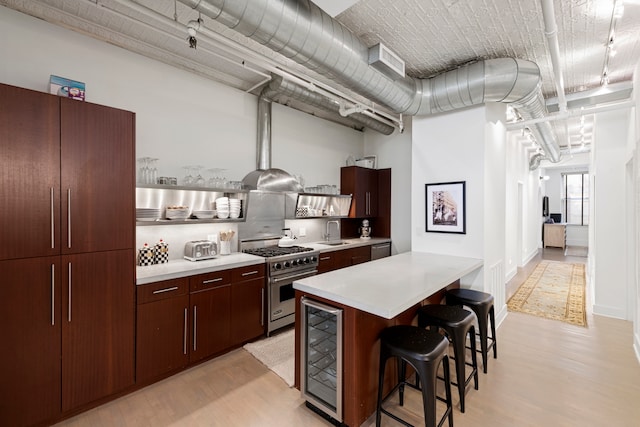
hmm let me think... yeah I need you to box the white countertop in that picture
[136,238,391,285]
[136,253,265,285]
[302,237,391,252]
[293,251,483,319]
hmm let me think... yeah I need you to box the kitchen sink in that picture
[318,241,349,246]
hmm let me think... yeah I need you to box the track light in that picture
[187,18,202,49]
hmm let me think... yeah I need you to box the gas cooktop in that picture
[243,245,314,258]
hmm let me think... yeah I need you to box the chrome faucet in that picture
[325,220,340,243]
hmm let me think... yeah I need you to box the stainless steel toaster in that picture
[184,240,217,261]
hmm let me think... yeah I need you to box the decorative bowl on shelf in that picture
[165,206,190,220]
[192,210,215,219]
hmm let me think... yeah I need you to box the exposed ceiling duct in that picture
[242,89,303,192]
[264,75,395,135]
[178,0,561,163]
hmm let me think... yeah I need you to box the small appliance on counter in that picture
[184,240,217,261]
[278,228,297,247]
[358,219,371,239]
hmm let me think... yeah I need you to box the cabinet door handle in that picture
[366,192,371,215]
[183,308,188,355]
[320,256,331,261]
[67,189,72,248]
[260,288,264,327]
[50,188,55,249]
[67,262,72,322]
[202,277,223,284]
[192,305,197,351]
[152,286,179,294]
[51,264,55,326]
[241,270,259,277]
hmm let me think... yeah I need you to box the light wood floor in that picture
[54,247,640,427]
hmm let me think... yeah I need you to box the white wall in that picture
[411,107,485,260]
[591,109,632,319]
[633,61,640,361]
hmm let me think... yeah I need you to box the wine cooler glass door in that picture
[300,297,343,422]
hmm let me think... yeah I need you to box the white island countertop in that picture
[293,251,483,319]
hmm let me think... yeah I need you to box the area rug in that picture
[507,260,587,326]
[243,329,295,387]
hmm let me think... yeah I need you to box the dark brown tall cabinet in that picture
[0,83,135,427]
[340,166,391,239]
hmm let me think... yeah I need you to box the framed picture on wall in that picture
[425,181,466,234]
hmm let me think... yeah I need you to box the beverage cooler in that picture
[300,297,343,422]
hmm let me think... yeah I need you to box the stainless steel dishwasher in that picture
[370,242,391,260]
[300,297,343,423]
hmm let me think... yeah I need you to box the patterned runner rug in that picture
[507,260,587,326]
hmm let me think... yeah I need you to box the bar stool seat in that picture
[445,288,497,374]
[376,325,453,427]
[417,304,479,413]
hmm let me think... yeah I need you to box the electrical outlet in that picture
[299,227,306,237]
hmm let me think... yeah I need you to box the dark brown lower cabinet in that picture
[231,264,266,344]
[317,251,345,274]
[136,278,189,384]
[317,245,373,274]
[0,250,134,425]
[61,250,135,412]
[136,265,266,382]
[189,284,232,362]
[0,257,62,427]
[347,246,371,266]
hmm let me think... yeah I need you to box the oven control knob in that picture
[310,255,317,262]
[292,259,299,266]
[274,262,282,270]
[284,261,291,268]
[302,257,309,264]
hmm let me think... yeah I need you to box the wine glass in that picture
[148,158,159,184]
[137,157,149,184]
[194,165,205,187]
[182,166,194,186]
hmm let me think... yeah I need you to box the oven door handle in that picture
[271,269,318,284]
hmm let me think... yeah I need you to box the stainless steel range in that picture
[241,238,319,336]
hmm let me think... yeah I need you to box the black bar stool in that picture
[417,304,479,413]
[376,325,453,427]
[445,288,497,373]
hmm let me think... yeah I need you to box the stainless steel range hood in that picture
[242,87,303,192]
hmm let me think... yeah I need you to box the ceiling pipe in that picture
[540,0,568,114]
[507,99,635,129]
[178,0,561,162]
[263,76,396,135]
[104,0,402,132]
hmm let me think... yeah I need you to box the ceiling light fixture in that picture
[187,14,203,49]
[601,0,624,86]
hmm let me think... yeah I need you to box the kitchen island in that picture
[293,251,483,427]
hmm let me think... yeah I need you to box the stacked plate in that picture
[192,210,215,219]
[215,197,229,219]
[229,199,241,218]
[165,206,190,220]
[136,208,161,222]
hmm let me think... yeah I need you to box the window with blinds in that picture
[562,172,589,225]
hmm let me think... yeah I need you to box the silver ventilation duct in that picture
[242,91,303,192]
[263,75,395,135]
[178,0,560,162]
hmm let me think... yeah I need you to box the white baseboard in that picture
[505,266,517,283]
[592,304,627,320]
[522,248,538,267]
